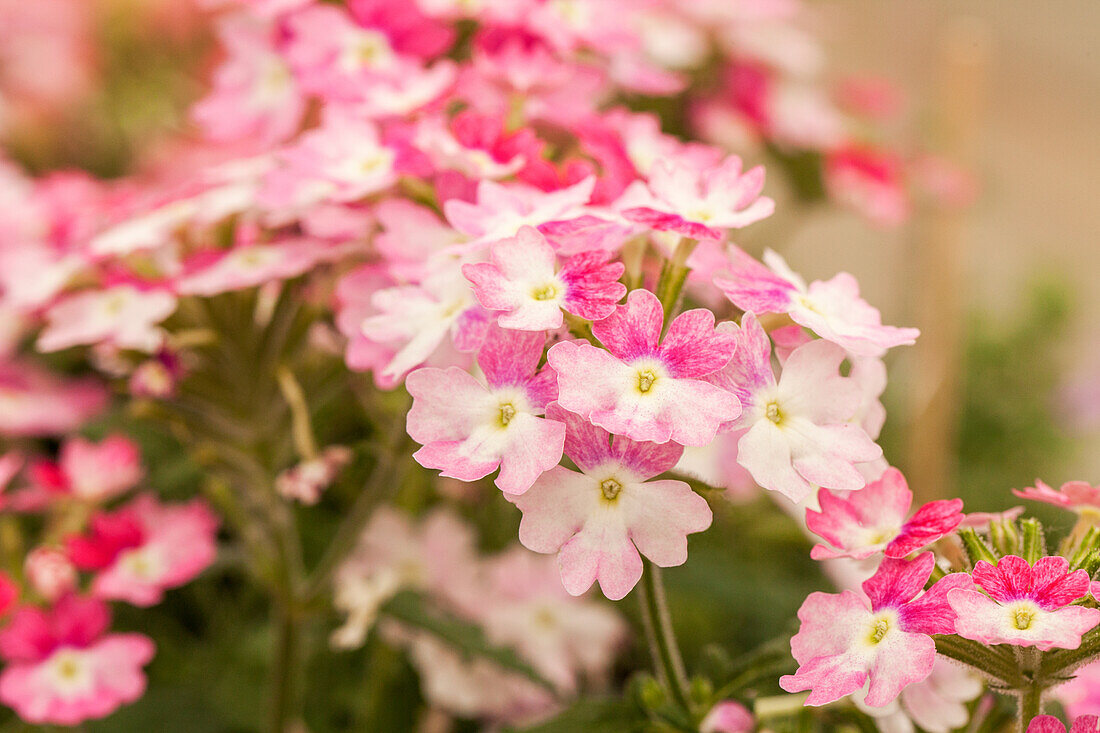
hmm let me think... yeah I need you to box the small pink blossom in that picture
[780,553,971,707]
[67,496,219,607]
[948,555,1100,651]
[1014,480,1100,515]
[0,595,155,726]
[509,404,712,600]
[706,312,882,503]
[59,434,143,502]
[36,286,177,354]
[276,446,353,505]
[714,248,919,357]
[619,154,774,240]
[176,238,357,297]
[405,327,564,495]
[700,700,754,733]
[24,548,76,603]
[444,176,595,248]
[0,361,107,437]
[807,468,964,560]
[547,289,741,446]
[462,226,625,330]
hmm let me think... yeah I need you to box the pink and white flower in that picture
[807,467,964,560]
[36,286,177,354]
[714,248,919,357]
[24,548,77,603]
[405,327,564,494]
[58,434,143,502]
[462,226,625,330]
[509,403,712,600]
[0,595,155,725]
[67,496,219,607]
[1014,480,1100,516]
[547,288,741,446]
[619,154,774,240]
[948,555,1100,651]
[275,445,353,505]
[780,553,971,707]
[705,312,882,503]
[444,177,595,248]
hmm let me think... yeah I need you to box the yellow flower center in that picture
[531,282,559,301]
[867,617,890,644]
[600,478,623,502]
[498,403,516,427]
[1013,607,1036,630]
[636,369,658,394]
[765,401,783,424]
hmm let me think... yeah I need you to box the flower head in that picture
[548,288,741,446]
[406,326,564,494]
[1014,480,1100,516]
[509,403,712,600]
[948,555,1100,651]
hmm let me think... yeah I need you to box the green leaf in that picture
[506,697,647,733]
[381,591,556,692]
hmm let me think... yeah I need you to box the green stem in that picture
[654,238,698,326]
[1018,681,1044,733]
[932,635,1019,685]
[270,603,303,733]
[639,560,691,713]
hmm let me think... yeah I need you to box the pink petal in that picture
[862,553,934,611]
[476,327,545,389]
[659,308,738,378]
[559,514,642,600]
[511,466,597,553]
[405,367,493,444]
[495,412,565,495]
[590,289,663,361]
[621,478,712,567]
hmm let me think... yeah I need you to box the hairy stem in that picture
[654,238,698,326]
[639,560,691,713]
[270,602,303,733]
[1017,680,1044,733]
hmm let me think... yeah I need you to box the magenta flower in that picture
[1029,715,1100,733]
[780,553,971,707]
[547,289,741,446]
[1014,480,1100,515]
[0,595,155,725]
[706,312,882,503]
[619,154,775,240]
[406,327,564,495]
[948,555,1100,651]
[807,467,964,560]
[66,495,219,607]
[714,248,919,357]
[508,404,712,600]
[462,226,626,331]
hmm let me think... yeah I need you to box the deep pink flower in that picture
[949,555,1100,651]
[825,145,910,227]
[0,595,155,725]
[547,289,740,446]
[67,496,219,607]
[1014,480,1100,515]
[1028,715,1100,733]
[705,312,882,503]
[462,226,625,330]
[509,404,711,600]
[714,248,919,357]
[619,154,774,240]
[807,468,964,560]
[781,553,972,707]
[405,327,564,495]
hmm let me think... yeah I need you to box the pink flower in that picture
[462,226,625,330]
[807,468,964,560]
[1029,716,1100,733]
[0,595,155,725]
[948,555,1100,651]
[1014,480,1100,515]
[405,327,564,495]
[275,446,353,505]
[714,248,919,357]
[36,286,177,354]
[705,312,882,503]
[176,238,356,297]
[259,114,396,211]
[825,145,910,227]
[24,548,76,603]
[780,553,971,707]
[0,361,107,437]
[190,14,304,147]
[547,289,741,446]
[444,176,595,248]
[59,434,143,502]
[897,656,983,733]
[700,700,754,733]
[67,496,219,607]
[509,404,712,600]
[619,154,774,240]
[1057,658,1100,719]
